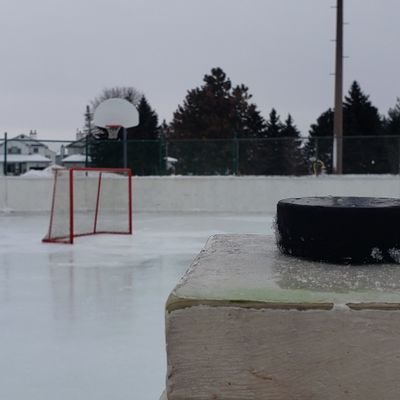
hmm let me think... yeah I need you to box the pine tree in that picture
[280,115,306,175]
[304,81,387,174]
[129,96,159,139]
[303,109,334,172]
[262,109,285,175]
[126,96,161,175]
[261,110,304,175]
[171,68,234,139]
[383,98,400,173]
[343,81,381,136]
[169,67,266,174]
[343,81,385,173]
[385,98,400,135]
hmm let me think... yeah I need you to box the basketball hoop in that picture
[106,125,121,139]
[93,98,139,168]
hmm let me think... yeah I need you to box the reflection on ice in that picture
[0,212,272,400]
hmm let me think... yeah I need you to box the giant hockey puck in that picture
[276,197,400,264]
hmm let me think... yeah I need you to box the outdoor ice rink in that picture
[0,211,273,400]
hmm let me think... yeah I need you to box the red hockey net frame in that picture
[42,167,132,244]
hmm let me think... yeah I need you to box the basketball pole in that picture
[123,127,128,169]
[333,0,344,174]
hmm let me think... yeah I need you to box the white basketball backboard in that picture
[93,98,139,128]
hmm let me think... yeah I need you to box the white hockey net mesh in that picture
[43,168,132,243]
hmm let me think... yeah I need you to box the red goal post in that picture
[42,167,132,244]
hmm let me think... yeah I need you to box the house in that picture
[0,131,55,176]
[61,154,91,168]
[60,129,90,168]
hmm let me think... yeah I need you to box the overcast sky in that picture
[1,0,399,141]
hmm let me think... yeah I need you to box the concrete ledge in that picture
[165,234,400,400]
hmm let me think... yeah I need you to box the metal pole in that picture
[234,135,239,175]
[85,134,89,168]
[3,132,7,176]
[123,127,128,169]
[333,0,344,174]
[85,105,91,168]
[398,137,400,174]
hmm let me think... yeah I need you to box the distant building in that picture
[0,131,55,176]
[61,129,90,168]
[61,154,91,168]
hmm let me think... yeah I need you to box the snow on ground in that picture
[20,165,63,178]
[0,212,273,400]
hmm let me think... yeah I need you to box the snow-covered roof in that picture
[66,137,86,147]
[8,134,47,147]
[0,154,51,163]
[62,154,91,162]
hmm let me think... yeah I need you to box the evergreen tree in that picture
[280,114,307,175]
[127,96,162,175]
[342,81,385,173]
[385,98,400,135]
[171,68,234,139]
[262,109,284,175]
[129,96,159,139]
[343,81,381,136]
[261,109,304,175]
[304,81,387,173]
[383,98,400,173]
[265,109,283,137]
[238,109,305,175]
[170,67,266,174]
[303,109,334,172]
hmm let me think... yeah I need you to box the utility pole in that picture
[333,0,344,174]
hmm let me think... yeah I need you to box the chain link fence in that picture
[2,133,400,176]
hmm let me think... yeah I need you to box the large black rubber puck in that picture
[276,196,400,264]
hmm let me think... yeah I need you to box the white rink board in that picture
[2,175,400,213]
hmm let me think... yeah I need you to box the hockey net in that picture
[42,168,132,244]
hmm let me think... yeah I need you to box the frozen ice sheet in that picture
[0,212,273,400]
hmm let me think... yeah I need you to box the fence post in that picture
[233,134,239,175]
[315,137,319,163]
[159,137,166,175]
[398,137,400,175]
[3,132,7,176]
[85,134,89,167]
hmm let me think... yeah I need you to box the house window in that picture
[8,146,21,154]
[33,147,39,153]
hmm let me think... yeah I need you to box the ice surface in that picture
[0,212,272,400]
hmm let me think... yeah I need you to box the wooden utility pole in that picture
[333,0,344,174]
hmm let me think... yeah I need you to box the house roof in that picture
[62,154,90,163]
[10,134,48,147]
[66,137,86,148]
[0,154,51,163]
